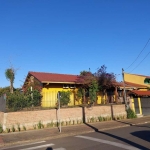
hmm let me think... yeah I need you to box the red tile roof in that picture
[28,71,79,83]
[129,90,150,96]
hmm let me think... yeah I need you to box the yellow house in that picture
[124,73,150,116]
[24,71,116,107]
[23,71,83,107]
[124,73,150,89]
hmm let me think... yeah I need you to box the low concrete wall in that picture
[0,104,126,130]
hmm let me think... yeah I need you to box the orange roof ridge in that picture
[29,71,78,76]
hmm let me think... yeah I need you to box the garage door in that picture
[141,97,150,115]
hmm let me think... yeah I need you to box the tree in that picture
[94,65,116,103]
[5,68,15,93]
[0,86,10,97]
[77,71,98,105]
[59,91,71,106]
[23,76,42,93]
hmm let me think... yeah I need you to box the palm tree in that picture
[5,68,15,93]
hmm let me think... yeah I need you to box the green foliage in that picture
[89,80,98,104]
[23,125,26,131]
[0,124,3,133]
[6,88,42,111]
[6,91,26,111]
[24,88,42,107]
[11,125,15,132]
[77,88,84,99]
[6,128,10,133]
[61,121,64,126]
[5,68,15,82]
[37,121,44,129]
[59,91,71,106]
[5,68,15,93]
[77,70,98,104]
[17,124,21,131]
[0,86,10,97]
[98,116,103,122]
[126,108,137,119]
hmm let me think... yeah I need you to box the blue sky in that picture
[0,0,150,88]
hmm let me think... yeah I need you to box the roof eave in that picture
[41,81,81,84]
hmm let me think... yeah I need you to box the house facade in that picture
[24,71,126,107]
[23,71,83,107]
[124,73,150,116]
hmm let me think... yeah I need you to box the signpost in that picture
[57,91,61,133]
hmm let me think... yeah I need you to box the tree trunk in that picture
[83,89,86,104]
[10,81,13,93]
[115,86,118,103]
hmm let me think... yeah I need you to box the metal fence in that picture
[0,94,6,112]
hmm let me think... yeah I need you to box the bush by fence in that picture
[6,89,42,111]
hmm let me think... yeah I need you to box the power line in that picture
[125,38,150,71]
[130,50,150,73]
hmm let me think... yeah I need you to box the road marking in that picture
[0,141,46,150]
[19,144,54,150]
[76,135,140,150]
[53,148,66,150]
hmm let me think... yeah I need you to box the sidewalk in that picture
[0,116,150,148]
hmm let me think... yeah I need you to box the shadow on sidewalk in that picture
[82,106,149,150]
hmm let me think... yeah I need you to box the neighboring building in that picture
[124,73,150,116]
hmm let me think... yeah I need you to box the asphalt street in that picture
[0,123,150,150]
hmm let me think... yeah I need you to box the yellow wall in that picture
[41,83,106,107]
[41,83,79,107]
[124,73,150,88]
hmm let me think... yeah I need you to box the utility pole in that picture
[122,68,129,110]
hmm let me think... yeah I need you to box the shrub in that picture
[6,128,10,133]
[59,91,71,106]
[24,88,42,108]
[98,116,103,122]
[17,124,21,132]
[0,124,3,133]
[6,88,42,111]
[11,125,15,132]
[126,108,137,119]
[23,126,26,131]
[6,91,26,111]
[37,121,44,129]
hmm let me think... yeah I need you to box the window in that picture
[63,84,69,89]
[70,84,76,89]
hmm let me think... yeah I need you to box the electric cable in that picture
[130,50,150,73]
[125,38,150,71]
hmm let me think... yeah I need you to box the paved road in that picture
[0,123,150,150]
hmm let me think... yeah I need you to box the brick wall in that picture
[1,104,126,130]
[112,105,126,118]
